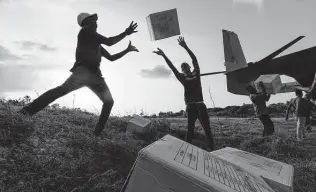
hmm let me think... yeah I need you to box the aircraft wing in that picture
[227,46,316,87]
[276,82,300,93]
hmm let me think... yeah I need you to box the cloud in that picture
[0,64,43,92]
[232,0,264,5]
[0,68,64,93]
[0,59,65,93]
[0,45,21,61]
[139,65,172,79]
[232,0,264,10]
[17,41,57,52]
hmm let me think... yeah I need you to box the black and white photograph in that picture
[0,0,315,191]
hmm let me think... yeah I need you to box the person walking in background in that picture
[245,82,275,137]
[153,36,215,151]
[286,90,316,141]
[19,13,139,137]
[303,93,314,133]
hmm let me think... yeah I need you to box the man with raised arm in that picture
[246,82,275,137]
[153,36,215,151]
[19,13,139,137]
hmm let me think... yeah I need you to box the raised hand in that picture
[177,36,187,48]
[125,21,138,35]
[153,48,165,56]
[127,41,139,52]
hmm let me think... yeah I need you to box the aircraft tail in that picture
[222,29,248,72]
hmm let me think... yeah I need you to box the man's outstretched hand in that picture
[153,48,165,56]
[125,21,138,35]
[178,36,187,48]
[127,41,139,52]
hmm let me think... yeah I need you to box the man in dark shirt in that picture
[19,13,139,136]
[246,82,274,137]
[286,89,316,141]
[303,93,316,132]
[153,36,215,151]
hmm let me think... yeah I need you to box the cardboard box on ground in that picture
[211,147,294,192]
[146,8,181,41]
[254,74,282,94]
[127,116,152,134]
[121,135,293,192]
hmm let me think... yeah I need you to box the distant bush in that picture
[5,96,31,106]
[155,102,289,118]
[1,95,289,118]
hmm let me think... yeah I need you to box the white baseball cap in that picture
[77,13,98,27]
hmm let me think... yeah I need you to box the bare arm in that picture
[162,54,182,80]
[96,32,127,47]
[101,47,128,61]
[178,37,200,74]
[101,41,138,61]
[258,81,270,101]
[153,48,182,80]
[82,21,138,47]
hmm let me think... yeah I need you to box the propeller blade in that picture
[258,36,305,63]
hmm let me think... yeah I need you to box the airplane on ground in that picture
[200,29,316,98]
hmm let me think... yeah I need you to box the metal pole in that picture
[199,71,226,77]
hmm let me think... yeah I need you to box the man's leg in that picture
[87,77,114,136]
[265,114,275,136]
[20,71,86,115]
[258,115,267,136]
[297,117,306,141]
[185,104,198,144]
[197,103,215,151]
[305,116,311,132]
[301,117,306,139]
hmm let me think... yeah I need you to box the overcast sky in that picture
[0,0,315,115]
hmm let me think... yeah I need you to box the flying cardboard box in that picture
[126,116,152,135]
[211,147,294,192]
[146,8,181,41]
[254,74,282,94]
[121,135,276,192]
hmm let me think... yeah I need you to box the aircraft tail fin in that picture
[222,29,248,72]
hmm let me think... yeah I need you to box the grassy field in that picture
[1,104,316,192]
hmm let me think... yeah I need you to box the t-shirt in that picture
[249,93,269,116]
[70,27,106,75]
[290,97,314,117]
[177,69,204,104]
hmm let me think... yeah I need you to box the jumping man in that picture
[153,36,215,151]
[19,13,139,136]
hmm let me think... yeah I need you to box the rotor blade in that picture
[200,71,227,76]
[258,36,305,63]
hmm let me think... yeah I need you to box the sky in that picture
[0,0,315,115]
